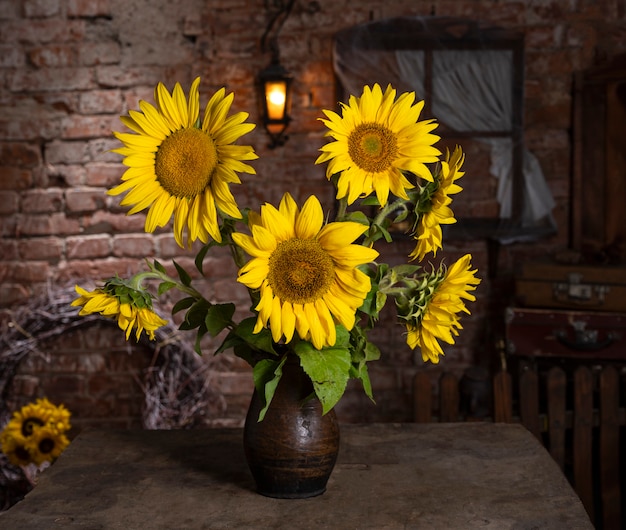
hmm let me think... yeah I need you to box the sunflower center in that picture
[39,438,55,454]
[267,238,335,304]
[348,123,398,173]
[21,417,44,437]
[155,127,217,198]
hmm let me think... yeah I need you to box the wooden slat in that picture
[572,366,594,522]
[413,372,433,423]
[599,365,621,530]
[519,369,541,440]
[439,373,459,422]
[493,371,512,423]
[546,367,566,470]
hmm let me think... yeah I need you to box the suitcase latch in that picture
[553,272,610,305]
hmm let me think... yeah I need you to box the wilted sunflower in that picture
[109,77,258,248]
[406,254,480,363]
[409,146,465,262]
[72,283,167,341]
[233,193,379,350]
[316,83,441,206]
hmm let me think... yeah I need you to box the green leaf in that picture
[179,299,211,330]
[173,260,192,287]
[205,303,235,336]
[153,259,167,274]
[295,343,351,414]
[157,281,177,296]
[234,317,276,354]
[350,361,375,401]
[360,196,381,206]
[252,357,286,421]
[194,245,210,275]
[378,224,393,243]
[344,211,370,226]
[172,296,195,315]
[193,324,208,355]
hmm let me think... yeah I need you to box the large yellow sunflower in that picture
[406,254,480,363]
[315,83,441,206]
[109,77,258,248]
[409,146,465,262]
[232,193,379,350]
[72,285,168,341]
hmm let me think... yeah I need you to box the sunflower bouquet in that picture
[1,398,71,467]
[72,80,480,420]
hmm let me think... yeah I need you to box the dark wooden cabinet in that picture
[572,53,626,263]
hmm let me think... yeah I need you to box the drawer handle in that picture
[554,329,618,351]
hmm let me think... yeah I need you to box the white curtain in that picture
[396,49,555,227]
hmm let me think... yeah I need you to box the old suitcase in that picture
[506,306,626,361]
[515,260,626,312]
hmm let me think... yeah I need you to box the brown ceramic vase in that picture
[243,355,340,498]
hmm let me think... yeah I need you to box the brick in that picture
[95,65,167,89]
[17,212,81,236]
[67,0,112,18]
[0,142,42,168]
[18,237,63,260]
[0,167,33,190]
[40,374,84,397]
[0,240,18,259]
[45,140,89,165]
[75,353,107,373]
[112,234,155,258]
[87,138,121,164]
[0,45,25,67]
[66,234,111,259]
[12,260,50,281]
[48,164,87,186]
[21,189,64,213]
[22,0,61,17]
[8,67,94,93]
[0,282,29,305]
[0,111,63,141]
[10,375,40,397]
[65,188,107,213]
[78,89,123,114]
[28,44,76,68]
[61,115,120,140]
[0,19,85,45]
[77,41,121,67]
[84,163,123,187]
[0,1,19,18]
[66,257,146,281]
[84,210,147,234]
[0,191,19,214]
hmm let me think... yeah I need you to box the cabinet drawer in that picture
[505,307,626,360]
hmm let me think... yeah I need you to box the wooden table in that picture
[0,423,593,529]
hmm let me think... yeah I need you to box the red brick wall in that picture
[2,0,625,427]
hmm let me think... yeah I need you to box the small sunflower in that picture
[24,425,70,466]
[409,146,465,262]
[0,430,32,467]
[109,77,258,248]
[0,398,72,467]
[316,83,441,207]
[72,282,168,341]
[406,254,480,363]
[232,193,379,350]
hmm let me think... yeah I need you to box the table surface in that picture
[0,422,592,529]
